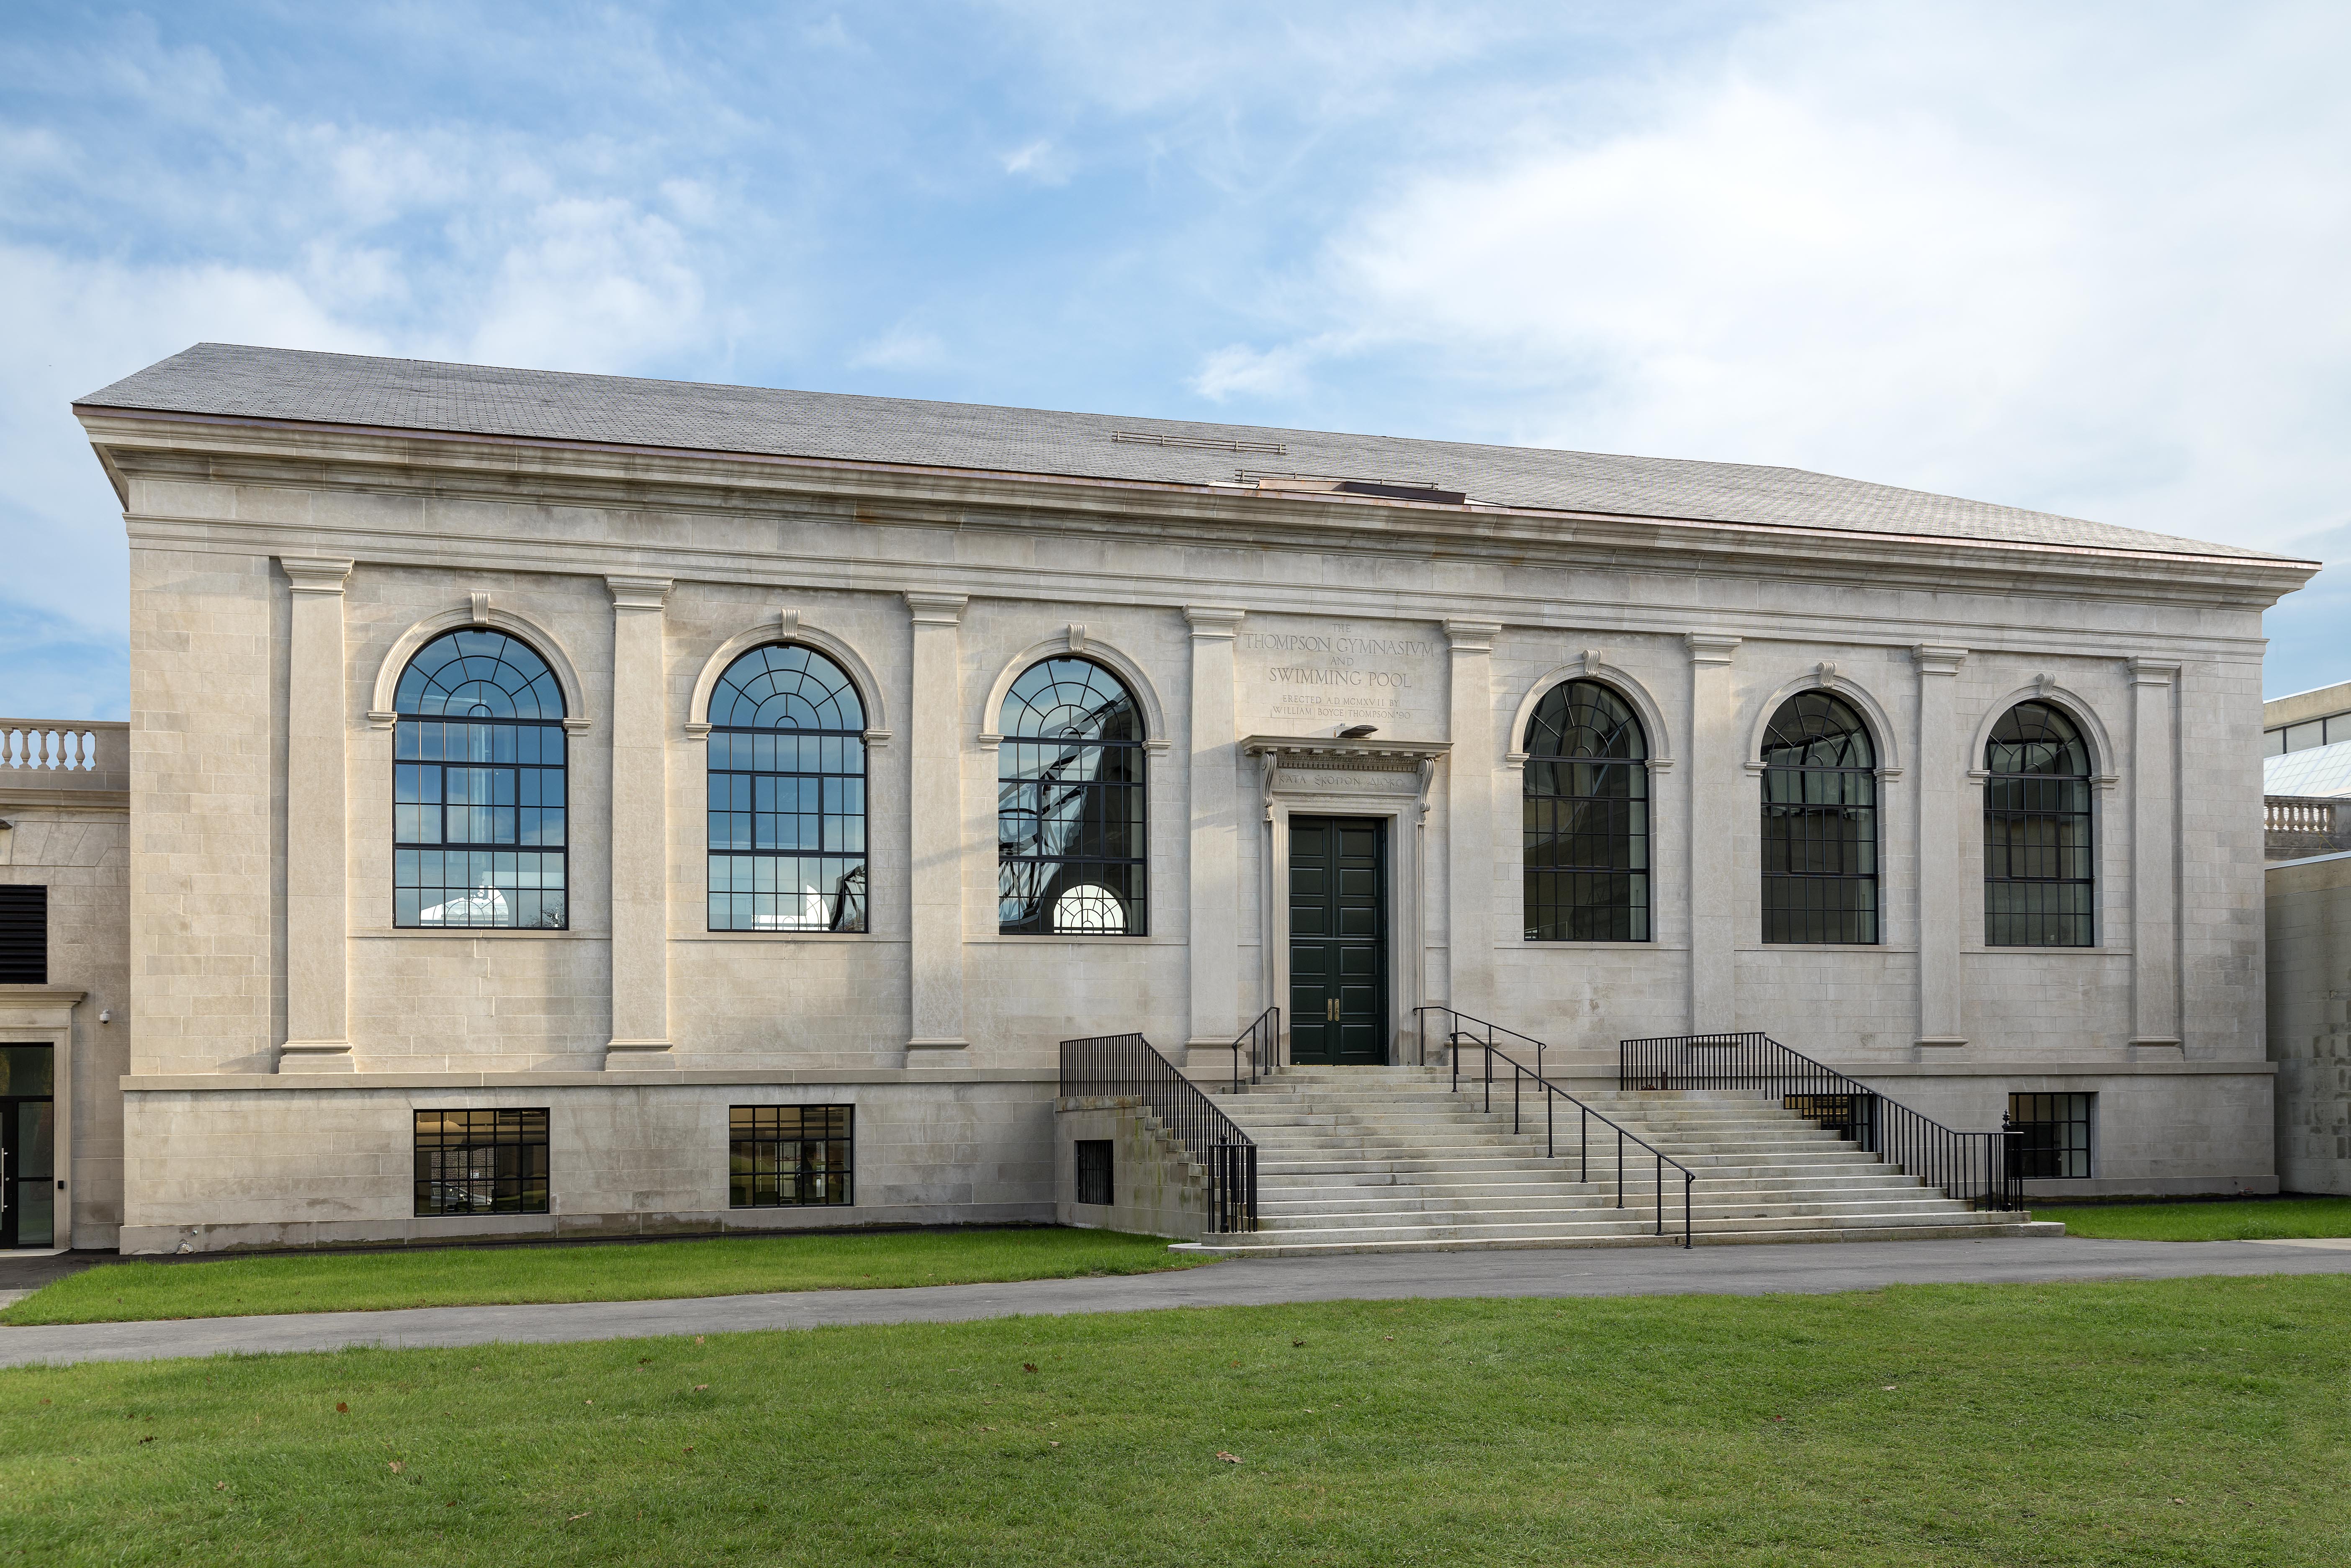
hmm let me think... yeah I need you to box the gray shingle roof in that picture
[80,342,2269,559]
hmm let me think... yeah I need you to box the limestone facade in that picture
[0,720,130,1249]
[50,349,2319,1252]
[2267,851,2351,1195]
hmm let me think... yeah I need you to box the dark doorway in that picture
[1288,816,1389,1065]
[0,1045,55,1249]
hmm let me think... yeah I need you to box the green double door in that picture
[1288,816,1389,1066]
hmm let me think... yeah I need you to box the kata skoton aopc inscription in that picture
[1239,628,1442,728]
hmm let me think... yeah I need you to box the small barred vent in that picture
[0,885,46,984]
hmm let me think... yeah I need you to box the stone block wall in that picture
[2268,853,2351,1194]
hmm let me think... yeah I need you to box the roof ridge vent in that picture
[1111,430,1288,455]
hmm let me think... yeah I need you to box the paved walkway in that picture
[7,1235,2351,1369]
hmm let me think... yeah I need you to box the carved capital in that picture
[1912,644,1968,678]
[904,591,968,626]
[1443,619,1501,653]
[1185,606,1246,640]
[1685,633,1741,666]
[280,556,353,595]
[606,574,673,612]
[2127,657,2181,687]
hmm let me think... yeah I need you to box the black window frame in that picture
[996,656,1148,936]
[1522,680,1651,942]
[414,1108,550,1216]
[391,630,569,931]
[1759,691,1880,945]
[1984,701,2095,948]
[0,884,46,984]
[2006,1092,2092,1180]
[729,1105,854,1208]
[1074,1139,1113,1207]
[705,643,870,933]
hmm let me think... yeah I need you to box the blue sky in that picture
[4,1,2346,720]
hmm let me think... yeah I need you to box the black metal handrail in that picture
[1228,1005,1282,1092]
[1060,1032,1258,1233]
[1619,1031,2021,1211]
[1414,1007,1694,1247]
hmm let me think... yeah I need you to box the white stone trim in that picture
[1502,659,1676,773]
[684,614,894,745]
[0,986,80,1248]
[1963,680,2119,784]
[975,630,1171,754]
[1746,666,1905,781]
[366,602,592,730]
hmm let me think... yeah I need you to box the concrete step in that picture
[1188,1219,2063,1258]
[1187,1066,2049,1257]
[1221,1208,2022,1246]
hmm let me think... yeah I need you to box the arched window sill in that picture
[1741,942,1907,954]
[363,928,594,940]
[985,932,1168,945]
[687,930,890,943]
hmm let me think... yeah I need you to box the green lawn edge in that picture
[2031,1195,2351,1242]
[1,1226,1214,1326]
[3,1276,2343,1566]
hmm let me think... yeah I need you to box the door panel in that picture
[1289,816,1388,1065]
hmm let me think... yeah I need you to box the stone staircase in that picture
[1194,1065,2058,1256]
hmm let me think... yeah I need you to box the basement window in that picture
[414,1109,550,1216]
[731,1105,854,1208]
[1075,1140,1113,1207]
[2006,1093,2092,1180]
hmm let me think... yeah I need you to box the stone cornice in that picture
[80,411,2319,614]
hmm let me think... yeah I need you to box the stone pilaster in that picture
[1184,607,1245,1054]
[278,556,354,1073]
[1913,645,1969,1051]
[604,575,674,1067]
[1443,620,1501,1022]
[905,592,970,1054]
[1685,633,1742,1032]
[2128,657,2183,1054]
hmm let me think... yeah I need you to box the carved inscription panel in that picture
[1235,619,1447,736]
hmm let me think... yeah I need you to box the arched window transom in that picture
[707,644,868,933]
[1984,701,2093,947]
[1523,680,1649,941]
[1759,691,1878,944]
[997,658,1146,936]
[392,630,568,929]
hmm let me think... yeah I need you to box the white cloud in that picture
[1001,139,1069,183]
[1263,3,2351,553]
[1190,341,1322,402]
[848,324,948,371]
[467,198,710,372]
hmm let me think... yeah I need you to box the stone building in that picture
[2264,679,2351,1196]
[2,342,2318,1254]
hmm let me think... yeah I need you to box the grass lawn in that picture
[4,1275,2346,1566]
[2031,1196,2351,1242]
[0,1227,1206,1326]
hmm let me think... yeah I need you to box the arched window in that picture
[997,658,1146,935]
[1984,701,2093,947]
[1759,691,1878,944]
[707,644,868,933]
[1523,680,1649,941]
[392,630,568,929]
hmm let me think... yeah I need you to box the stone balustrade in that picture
[2265,794,2351,860]
[0,719,130,792]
